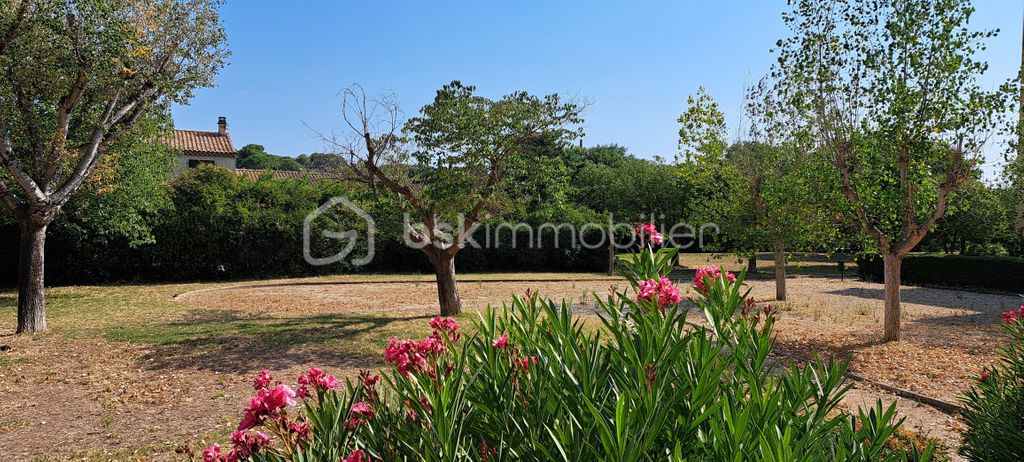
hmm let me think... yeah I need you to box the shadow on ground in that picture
[826,286,1018,313]
[129,309,433,373]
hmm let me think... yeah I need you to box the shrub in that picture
[856,254,1024,293]
[200,233,931,461]
[959,305,1024,461]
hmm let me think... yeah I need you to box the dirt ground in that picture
[0,275,1017,460]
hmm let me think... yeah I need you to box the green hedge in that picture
[856,254,1024,293]
[0,167,607,286]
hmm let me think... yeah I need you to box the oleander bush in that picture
[959,305,1024,461]
[197,230,931,462]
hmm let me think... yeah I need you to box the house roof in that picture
[235,168,346,182]
[166,129,236,158]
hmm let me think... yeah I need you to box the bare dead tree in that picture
[324,82,585,315]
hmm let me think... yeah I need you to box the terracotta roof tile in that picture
[235,168,346,182]
[166,130,236,158]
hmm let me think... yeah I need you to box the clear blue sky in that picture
[172,1,1023,177]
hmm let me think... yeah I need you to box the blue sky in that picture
[172,1,1023,177]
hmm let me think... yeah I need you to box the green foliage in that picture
[571,145,691,226]
[768,0,1017,256]
[677,86,728,161]
[923,176,1020,255]
[146,166,367,280]
[0,112,175,283]
[225,247,929,461]
[0,0,228,198]
[402,80,585,222]
[959,312,1024,460]
[237,144,305,171]
[617,247,678,287]
[855,254,1024,293]
[57,113,175,247]
[296,152,345,172]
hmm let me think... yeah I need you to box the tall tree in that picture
[0,0,228,333]
[676,87,761,273]
[332,81,584,315]
[679,87,841,301]
[769,0,1015,341]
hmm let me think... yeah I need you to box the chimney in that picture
[217,116,227,135]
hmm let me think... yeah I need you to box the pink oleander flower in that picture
[238,395,265,431]
[202,443,221,462]
[264,384,297,409]
[384,338,428,376]
[385,331,453,376]
[481,440,498,461]
[693,265,736,294]
[429,316,461,342]
[660,284,681,307]
[297,367,321,386]
[417,336,446,355]
[1002,306,1024,324]
[237,384,297,431]
[298,367,339,395]
[229,430,272,459]
[514,355,538,373]
[252,369,273,390]
[633,222,664,247]
[419,395,433,415]
[637,279,659,301]
[492,333,509,349]
[230,430,247,445]
[288,419,311,441]
[343,449,366,462]
[979,369,991,383]
[359,369,381,388]
[346,401,375,428]
[351,401,373,417]
[636,277,681,311]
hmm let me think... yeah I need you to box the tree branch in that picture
[0,0,32,57]
[0,116,45,203]
[0,178,21,213]
[835,143,891,251]
[895,143,966,256]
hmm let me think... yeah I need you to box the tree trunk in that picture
[435,253,462,316]
[607,227,616,276]
[882,252,902,342]
[17,220,48,334]
[747,254,757,274]
[773,240,786,301]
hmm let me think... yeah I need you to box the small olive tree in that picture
[768,0,1016,341]
[0,0,228,333]
[331,81,584,316]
